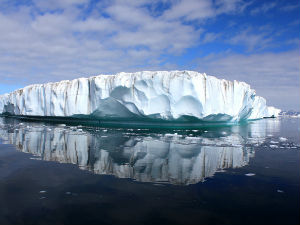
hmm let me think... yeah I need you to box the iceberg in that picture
[0,71,280,122]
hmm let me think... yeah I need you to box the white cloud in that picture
[250,2,277,15]
[32,0,89,11]
[1,0,219,86]
[228,27,273,51]
[196,50,300,110]
[280,2,300,11]
[202,32,219,43]
[163,0,215,21]
[0,0,298,110]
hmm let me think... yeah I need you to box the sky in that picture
[0,0,299,110]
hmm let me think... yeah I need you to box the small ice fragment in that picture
[269,145,278,148]
[30,157,41,160]
[245,173,255,176]
[270,141,279,144]
[221,131,227,135]
[39,190,47,193]
[66,192,71,195]
[192,130,198,132]
[19,123,24,125]
[77,129,83,132]
[58,124,66,127]
[103,129,107,132]
[267,134,273,137]
[279,137,287,142]
[277,190,284,193]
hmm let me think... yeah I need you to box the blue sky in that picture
[0,0,299,110]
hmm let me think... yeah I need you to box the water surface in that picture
[0,117,299,225]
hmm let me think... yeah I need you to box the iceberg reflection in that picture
[0,118,279,185]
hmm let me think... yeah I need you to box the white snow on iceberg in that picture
[0,71,280,122]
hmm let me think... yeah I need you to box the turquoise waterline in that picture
[0,113,261,130]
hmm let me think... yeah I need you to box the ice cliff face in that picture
[0,71,280,121]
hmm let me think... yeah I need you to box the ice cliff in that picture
[0,71,280,122]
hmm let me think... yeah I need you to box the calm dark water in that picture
[0,117,299,225]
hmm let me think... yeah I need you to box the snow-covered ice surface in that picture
[0,71,280,122]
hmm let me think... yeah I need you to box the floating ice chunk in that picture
[270,141,279,144]
[269,145,278,148]
[39,190,47,193]
[66,192,71,195]
[245,173,255,176]
[277,190,284,193]
[279,137,287,142]
[30,157,42,160]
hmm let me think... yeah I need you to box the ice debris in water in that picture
[39,190,47,193]
[277,190,284,193]
[245,173,256,176]
[279,137,287,142]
